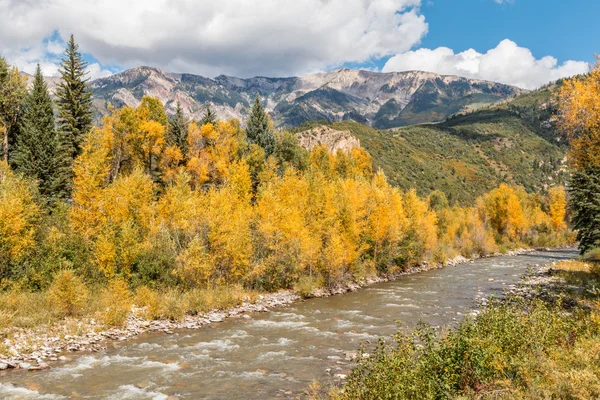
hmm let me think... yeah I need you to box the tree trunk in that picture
[1,125,7,163]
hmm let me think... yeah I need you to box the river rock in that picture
[335,374,347,380]
[0,363,8,370]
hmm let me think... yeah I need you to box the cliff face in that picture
[88,67,525,128]
[296,126,360,153]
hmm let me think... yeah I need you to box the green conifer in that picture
[55,34,93,160]
[168,101,189,156]
[0,57,27,163]
[569,167,600,254]
[14,65,64,202]
[55,34,93,196]
[201,102,217,126]
[246,96,275,157]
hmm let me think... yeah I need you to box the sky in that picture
[0,0,596,89]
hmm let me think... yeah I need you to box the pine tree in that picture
[246,96,275,157]
[55,35,93,196]
[14,65,65,202]
[168,101,189,156]
[201,102,217,126]
[0,57,27,163]
[569,167,600,254]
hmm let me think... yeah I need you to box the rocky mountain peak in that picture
[87,67,526,129]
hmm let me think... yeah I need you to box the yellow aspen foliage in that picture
[506,192,527,240]
[350,148,374,179]
[156,172,202,242]
[100,277,132,326]
[47,270,88,317]
[557,59,600,170]
[0,162,40,264]
[548,186,567,231]
[177,164,253,287]
[366,171,407,267]
[93,231,117,277]
[176,236,214,287]
[92,169,155,277]
[202,186,253,284]
[403,188,438,260]
[56,108,577,296]
[186,120,244,187]
[479,184,527,241]
[161,144,184,183]
[102,169,154,230]
[72,131,155,277]
[254,170,320,286]
[70,128,111,240]
[94,97,168,179]
[310,145,334,178]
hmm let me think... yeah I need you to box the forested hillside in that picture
[293,85,567,204]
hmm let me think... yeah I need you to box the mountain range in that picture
[88,67,525,129]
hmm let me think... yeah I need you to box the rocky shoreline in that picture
[474,248,576,312]
[0,249,532,372]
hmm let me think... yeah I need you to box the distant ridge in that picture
[87,66,525,128]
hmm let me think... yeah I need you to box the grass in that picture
[0,284,258,357]
[314,259,600,400]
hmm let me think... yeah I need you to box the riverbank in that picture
[323,250,600,400]
[0,249,533,372]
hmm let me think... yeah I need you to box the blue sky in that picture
[419,0,598,65]
[0,0,594,89]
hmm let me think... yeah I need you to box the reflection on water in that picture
[0,250,576,399]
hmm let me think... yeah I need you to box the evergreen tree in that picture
[55,35,93,196]
[201,102,217,126]
[0,57,27,163]
[14,65,65,201]
[168,101,189,156]
[569,167,600,254]
[246,96,275,157]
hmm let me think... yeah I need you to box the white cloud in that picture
[382,39,590,89]
[85,63,114,80]
[0,0,428,78]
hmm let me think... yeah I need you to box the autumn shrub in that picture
[584,247,600,263]
[99,278,132,326]
[184,286,255,314]
[211,285,251,310]
[294,275,324,298]
[47,270,89,317]
[134,285,161,320]
[157,288,188,321]
[184,288,216,314]
[337,299,598,400]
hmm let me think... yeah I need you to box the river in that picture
[0,249,576,399]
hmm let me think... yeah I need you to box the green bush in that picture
[338,299,598,399]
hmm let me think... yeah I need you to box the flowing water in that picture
[0,249,576,399]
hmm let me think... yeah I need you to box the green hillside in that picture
[293,86,568,204]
